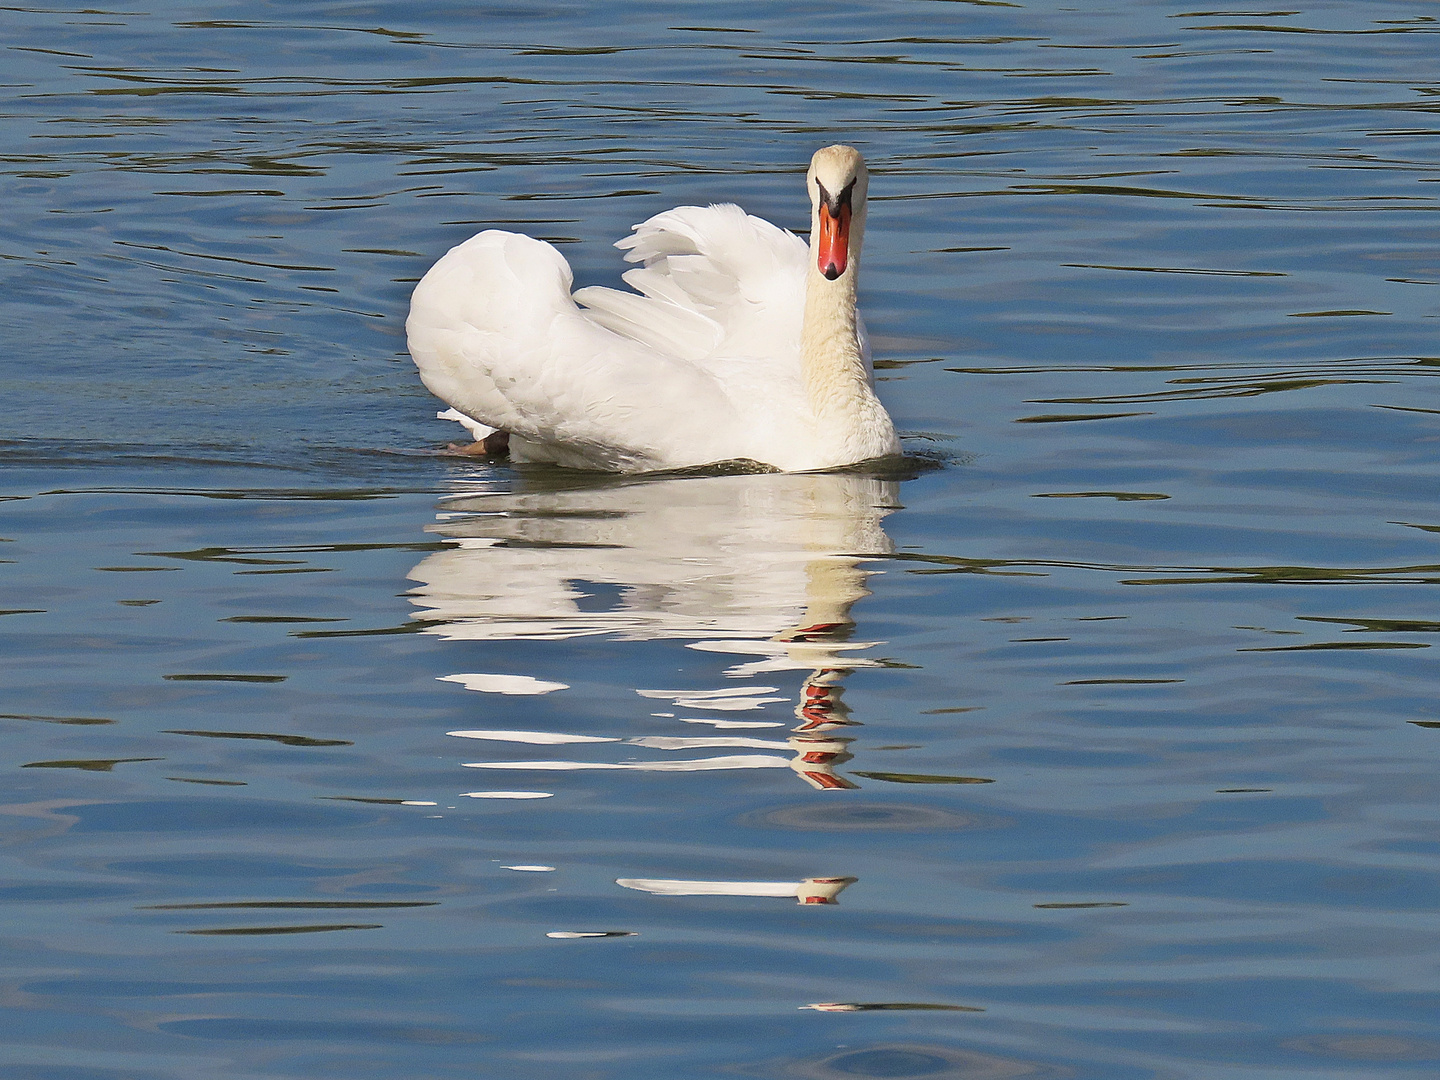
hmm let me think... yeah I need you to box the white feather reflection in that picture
[460,791,553,799]
[462,755,789,772]
[636,686,788,710]
[686,636,884,675]
[449,730,618,745]
[407,472,894,644]
[409,471,897,790]
[617,876,857,905]
[439,673,569,694]
[678,717,785,729]
[449,730,791,750]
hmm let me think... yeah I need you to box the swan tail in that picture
[407,229,742,471]
[407,230,574,439]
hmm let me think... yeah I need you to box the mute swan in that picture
[405,145,900,473]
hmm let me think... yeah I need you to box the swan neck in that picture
[800,259,865,404]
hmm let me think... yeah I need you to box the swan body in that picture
[406,145,900,473]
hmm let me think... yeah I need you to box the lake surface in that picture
[3,2,1440,1077]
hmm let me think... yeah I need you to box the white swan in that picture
[405,145,900,473]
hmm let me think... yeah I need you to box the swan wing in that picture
[572,203,809,366]
[406,230,741,470]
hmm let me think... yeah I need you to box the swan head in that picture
[806,145,869,283]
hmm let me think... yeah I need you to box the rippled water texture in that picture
[3,2,1440,1078]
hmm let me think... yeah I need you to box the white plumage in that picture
[406,146,900,473]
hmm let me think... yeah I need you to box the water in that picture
[3,1,1440,1077]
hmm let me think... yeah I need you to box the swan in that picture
[405,145,900,473]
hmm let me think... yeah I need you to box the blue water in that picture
[4,2,1440,1077]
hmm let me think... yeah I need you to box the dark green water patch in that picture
[162,673,287,682]
[1124,564,1440,586]
[1013,411,1152,423]
[1299,616,1440,633]
[145,901,436,910]
[805,1002,985,1012]
[849,771,995,785]
[1063,678,1182,685]
[2,713,115,725]
[22,758,161,772]
[220,615,348,624]
[1289,309,1390,318]
[1238,641,1429,652]
[234,567,336,575]
[144,541,445,563]
[166,776,247,785]
[178,923,384,936]
[1034,901,1129,909]
[293,621,427,637]
[320,796,415,805]
[1033,491,1169,500]
[164,729,352,747]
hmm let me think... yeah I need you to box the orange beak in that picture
[817,201,851,280]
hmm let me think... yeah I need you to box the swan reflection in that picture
[408,471,897,791]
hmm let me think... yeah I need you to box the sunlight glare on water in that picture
[2,2,1440,1078]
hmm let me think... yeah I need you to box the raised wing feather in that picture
[573,203,809,367]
